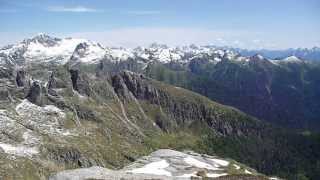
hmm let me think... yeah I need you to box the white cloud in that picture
[68,27,272,49]
[252,39,262,44]
[69,28,228,47]
[47,6,101,13]
[1,27,314,50]
[126,10,161,15]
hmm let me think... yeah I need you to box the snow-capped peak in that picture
[7,34,310,67]
[256,54,265,60]
[23,36,87,64]
[283,56,301,62]
[106,47,134,62]
[270,55,303,65]
[250,54,265,61]
[0,34,105,65]
[70,41,106,64]
[23,33,61,47]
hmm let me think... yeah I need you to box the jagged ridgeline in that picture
[0,34,319,179]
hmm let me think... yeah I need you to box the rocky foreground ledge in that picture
[50,149,279,180]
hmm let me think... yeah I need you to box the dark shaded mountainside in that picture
[0,35,319,179]
[145,56,320,131]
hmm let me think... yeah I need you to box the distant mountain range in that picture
[232,47,320,61]
[2,33,319,66]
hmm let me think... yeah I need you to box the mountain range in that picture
[0,34,319,180]
[2,34,319,130]
[233,47,320,61]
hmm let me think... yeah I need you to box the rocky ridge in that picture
[1,34,304,68]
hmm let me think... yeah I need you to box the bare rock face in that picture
[48,72,67,90]
[26,81,43,106]
[16,70,27,87]
[111,71,264,137]
[0,88,11,102]
[69,69,92,96]
[111,73,134,101]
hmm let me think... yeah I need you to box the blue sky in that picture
[0,0,319,49]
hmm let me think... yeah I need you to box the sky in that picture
[0,0,319,49]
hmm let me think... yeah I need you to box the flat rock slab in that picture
[50,149,270,180]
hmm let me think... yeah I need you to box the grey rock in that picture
[26,81,43,105]
[16,69,27,87]
[50,149,264,180]
[50,166,184,180]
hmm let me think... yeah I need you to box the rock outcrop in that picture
[50,149,273,180]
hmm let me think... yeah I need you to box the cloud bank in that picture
[126,10,161,15]
[0,27,317,50]
[47,6,101,13]
[69,27,278,49]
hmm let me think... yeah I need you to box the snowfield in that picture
[23,38,86,64]
[127,160,172,176]
[184,156,220,170]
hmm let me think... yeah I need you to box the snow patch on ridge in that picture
[233,164,241,169]
[283,55,301,62]
[209,158,230,167]
[207,173,228,178]
[245,169,253,174]
[184,156,220,170]
[127,160,172,176]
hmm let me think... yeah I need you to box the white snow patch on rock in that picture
[233,164,241,169]
[0,143,39,157]
[127,160,172,176]
[184,156,220,170]
[269,177,281,180]
[207,173,228,178]
[283,56,301,62]
[177,172,198,178]
[245,169,253,174]
[209,158,230,167]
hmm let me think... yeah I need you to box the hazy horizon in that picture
[1,0,319,49]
